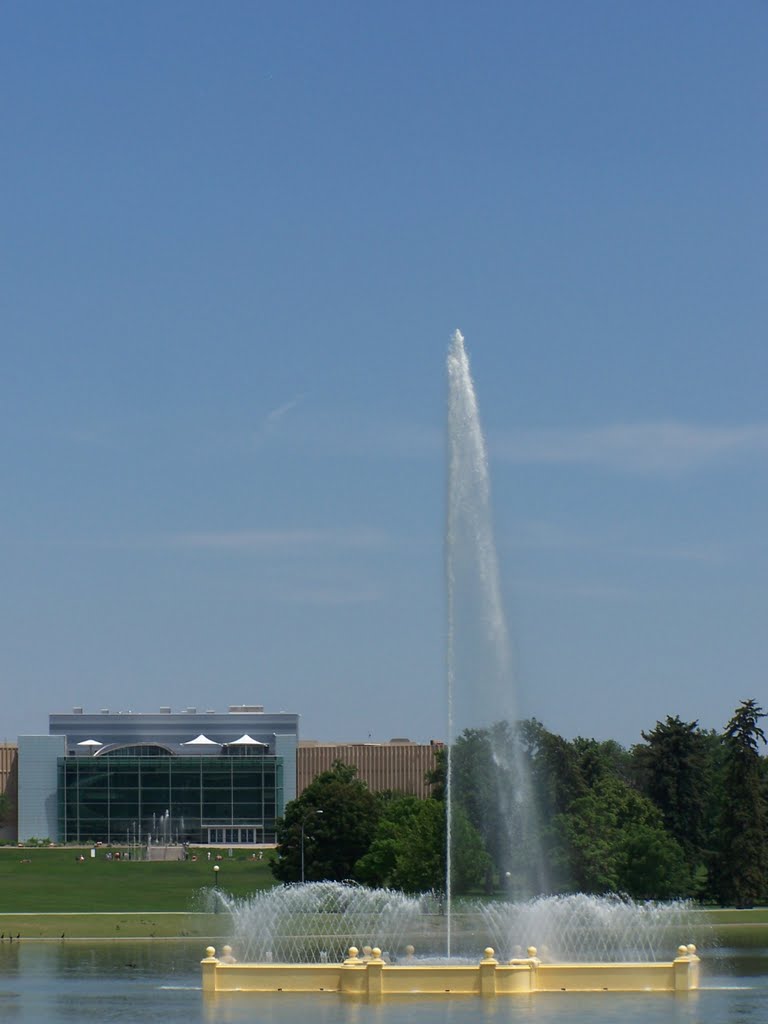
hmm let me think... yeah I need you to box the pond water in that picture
[0,941,766,1024]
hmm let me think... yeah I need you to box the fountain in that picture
[201,330,702,996]
[201,881,701,995]
[446,329,544,930]
[211,882,697,965]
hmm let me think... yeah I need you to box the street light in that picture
[300,809,323,884]
[213,863,220,914]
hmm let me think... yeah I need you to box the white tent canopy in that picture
[227,734,268,747]
[76,739,103,746]
[182,734,220,745]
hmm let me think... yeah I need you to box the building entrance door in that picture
[206,826,263,844]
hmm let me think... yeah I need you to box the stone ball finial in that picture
[483,947,495,959]
[205,946,216,958]
[678,945,689,956]
[372,947,382,958]
[527,946,538,958]
[348,946,359,958]
[687,944,697,955]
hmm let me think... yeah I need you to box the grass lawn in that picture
[0,912,228,940]
[3,849,768,946]
[0,847,277,913]
[699,908,768,925]
[695,907,768,947]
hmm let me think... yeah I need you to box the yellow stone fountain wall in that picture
[201,944,700,996]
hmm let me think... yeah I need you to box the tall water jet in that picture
[200,330,704,990]
[446,330,544,952]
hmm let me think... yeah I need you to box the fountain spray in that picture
[446,329,545,953]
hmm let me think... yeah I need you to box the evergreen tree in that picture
[713,699,768,907]
[631,715,715,887]
[571,736,632,789]
[521,719,587,816]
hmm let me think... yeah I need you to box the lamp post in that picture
[213,862,220,912]
[300,809,323,884]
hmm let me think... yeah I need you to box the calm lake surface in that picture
[0,940,766,1024]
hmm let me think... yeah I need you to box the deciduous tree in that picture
[356,795,490,894]
[560,774,691,899]
[272,762,380,883]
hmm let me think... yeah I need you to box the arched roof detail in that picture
[94,741,177,757]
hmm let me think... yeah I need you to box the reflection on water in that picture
[0,941,767,1024]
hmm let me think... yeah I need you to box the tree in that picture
[450,802,494,893]
[0,792,13,825]
[356,795,491,894]
[560,774,691,899]
[272,762,380,883]
[450,721,543,895]
[356,796,445,892]
[713,699,768,907]
[521,719,587,818]
[425,745,446,801]
[570,736,632,788]
[631,715,722,897]
[517,719,589,893]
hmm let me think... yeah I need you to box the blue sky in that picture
[2,2,767,746]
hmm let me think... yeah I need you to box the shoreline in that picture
[1,908,767,946]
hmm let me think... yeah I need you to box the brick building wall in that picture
[0,743,18,839]
[298,740,442,798]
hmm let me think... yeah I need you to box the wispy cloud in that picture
[250,407,768,474]
[491,421,768,473]
[274,585,382,606]
[255,409,440,460]
[265,395,304,429]
[252,394,306,447]
[517,577,639,601]
[503,521,729,565]
[169,527,388,552]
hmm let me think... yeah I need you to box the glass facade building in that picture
[58,753,283,845]
[18,705,299,844]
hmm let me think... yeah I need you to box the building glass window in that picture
[58,756,283,845]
